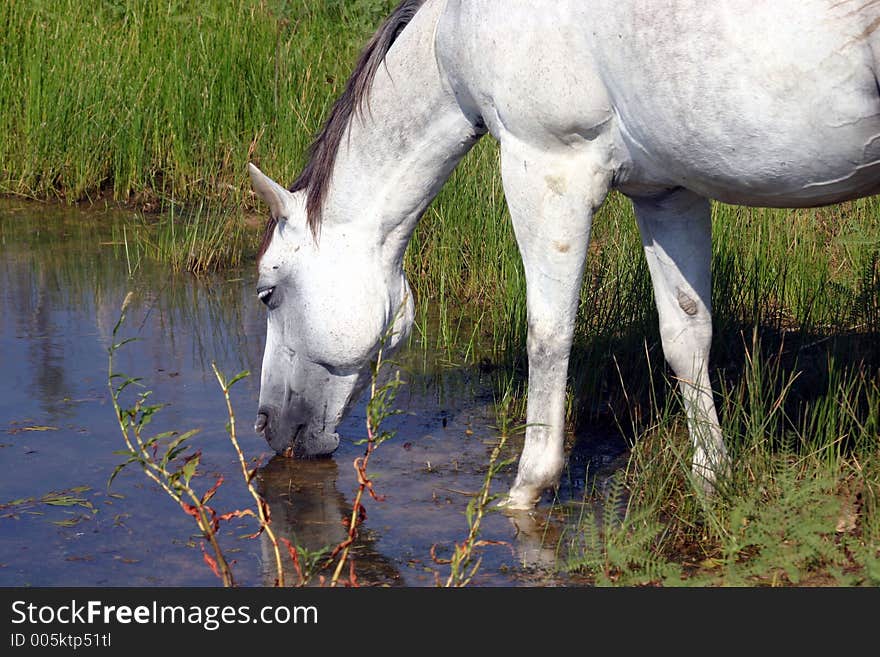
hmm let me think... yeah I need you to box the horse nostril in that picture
[254,412,269,434]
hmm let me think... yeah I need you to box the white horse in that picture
[249,0,880,509]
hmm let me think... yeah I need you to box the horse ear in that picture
[248,163,292,220]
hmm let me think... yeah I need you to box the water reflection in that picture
[0,201,268,586]
[256,456,402,586]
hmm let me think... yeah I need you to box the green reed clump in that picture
[0,1,406,272]
[0,0,391,209]
[564,456,878,586]
[560,329,880,586]
[125,204,252,274]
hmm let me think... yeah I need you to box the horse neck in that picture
[321,0,479,269]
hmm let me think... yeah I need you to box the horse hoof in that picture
[496,489,539,511]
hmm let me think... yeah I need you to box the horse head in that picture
[248,163,413,457]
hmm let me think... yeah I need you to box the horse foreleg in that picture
[631,188,729,491]
[497,138,612,509]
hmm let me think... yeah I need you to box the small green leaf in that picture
[227,370,250,387]
[111,337,140,351]
[114,376,144,396]
[136,404,165,430]
[44,497,79,507]
[181,453,201,485]
[161,429,200,468]
[43,493,92,510]
[144,430,176,448]
[107,457,138,490]
[52,516,87,527]
[165,446,189,464]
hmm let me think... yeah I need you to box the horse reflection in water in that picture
[255,439,628,584]
[255,457,402,586]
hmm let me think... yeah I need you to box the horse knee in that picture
[527,320,573,362]
[658,316,712,379]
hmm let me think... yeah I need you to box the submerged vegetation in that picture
[3,0,879,584]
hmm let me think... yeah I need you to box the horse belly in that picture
[648,113,880,208]
[591,0,880,206]
[617,84,880,207]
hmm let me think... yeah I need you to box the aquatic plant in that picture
[561,334,880,586]
[327,340,404,586]
[108,292,237,585]
[431,432,512,587]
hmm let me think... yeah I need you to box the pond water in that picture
[0,200,627,587]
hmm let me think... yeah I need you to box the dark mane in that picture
[264,0,426,254]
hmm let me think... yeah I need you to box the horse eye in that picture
[257,286,276,307]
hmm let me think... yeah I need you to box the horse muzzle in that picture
[255,406,340,458]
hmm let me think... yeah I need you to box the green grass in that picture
[123,203,252,274]
[0,0,395,207]
[556,346,880,586]
[2,0,879,584]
